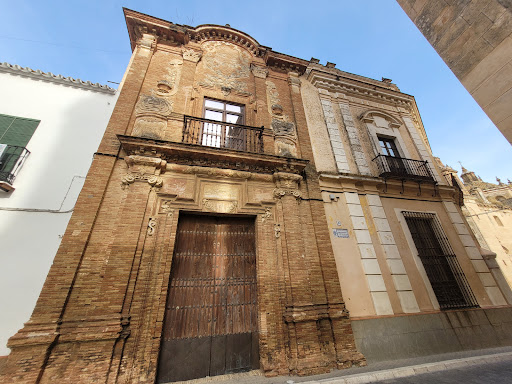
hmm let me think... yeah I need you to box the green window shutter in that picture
[0,113,41,147]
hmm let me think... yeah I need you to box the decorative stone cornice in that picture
[117,134,309,175]
[307,67,412,107]
[124,8,309,74]
[0,62,116,94]
[189,25,264,57]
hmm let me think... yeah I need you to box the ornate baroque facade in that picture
[2,8,512,383]
[0,9,364,384]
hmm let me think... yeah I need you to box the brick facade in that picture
[0,9,364,383]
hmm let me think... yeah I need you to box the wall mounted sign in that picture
[333,228,349,238]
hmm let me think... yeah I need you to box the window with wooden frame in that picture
[202,98,245,150]
[378,136,400,157]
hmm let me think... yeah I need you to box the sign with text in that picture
[332,228,349,238]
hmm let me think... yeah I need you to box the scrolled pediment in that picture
[360,110,402,129]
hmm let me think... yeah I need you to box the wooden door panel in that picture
[157,214,258,383]
[158,337,211,383]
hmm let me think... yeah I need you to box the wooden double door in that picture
[157,214,259,383]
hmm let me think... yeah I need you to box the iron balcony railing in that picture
[0,144,30,184]
[373,154,435,181]
[182,115,264,153]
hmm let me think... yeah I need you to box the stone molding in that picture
[182,48,202,63]
[0,62,116,94]
[360,110,402,129]
[251,64,268,79]
[121,173,163,189]
[117,134,309,175]
[308,70,411,107]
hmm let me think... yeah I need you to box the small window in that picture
[0,114,40,186]
[494,216,504,226]
[378,136,400,157]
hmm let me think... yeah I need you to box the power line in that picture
[0,35,129,55]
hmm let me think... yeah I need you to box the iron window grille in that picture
[0,144,30,184]
[402,211,478,310]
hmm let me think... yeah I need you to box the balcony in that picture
[182,115,264,153]
[0,145,30,192]
[372,154,435,182]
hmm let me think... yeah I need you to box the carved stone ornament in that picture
[288,72,301,88]
[135,95,172,117]
[266,81,280,111]
[274,223,281,238]
[147,217,157,236]
[273,188,302,200]
[202,199,238,213]
[272,119,295,136]
[251,64,268,79]
[160,200,175,215]
[121,173,163,189]
[273,172,303,189]
[261,207,273,223]
[156,80,172,94]
[182,48,202,63]
[271,104,283,116]
[132,118,166,140]
[275,139,297,158]
[196,41,251,94]
[137,33,156,50]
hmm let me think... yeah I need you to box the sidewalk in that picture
[170,346,512,384]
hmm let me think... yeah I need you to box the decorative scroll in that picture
[274,223,281,238]
[121,173,163,189]
[147,217,157,236]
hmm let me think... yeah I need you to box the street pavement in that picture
[171,346,512,384]
[374,359,512,383]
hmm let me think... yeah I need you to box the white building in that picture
[0,63,117,356]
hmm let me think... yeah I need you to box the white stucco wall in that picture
[0,70,117,355]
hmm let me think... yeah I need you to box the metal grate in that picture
[182,115,264,153]
[373,154,435,182]
[403,211,478,310]
[0,144,30,184]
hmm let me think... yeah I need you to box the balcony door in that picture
[202,99,246,150]
[157,214,259,383]
[378,136,407,176]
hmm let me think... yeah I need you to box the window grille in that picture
[403,211,478,310]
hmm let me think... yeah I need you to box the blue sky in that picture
[2,0,510,183]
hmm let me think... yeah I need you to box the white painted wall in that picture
[0,70,117,355]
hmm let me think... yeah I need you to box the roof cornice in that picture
[0,62,116,94]
[123,8,309,74]
[307,67,412,107]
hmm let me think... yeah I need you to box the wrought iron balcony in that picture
[372,154,435,182]
[0,144,30,185]
[182,115,264,153]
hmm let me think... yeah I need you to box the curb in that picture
[290,351,512,384]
